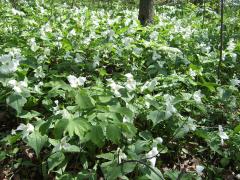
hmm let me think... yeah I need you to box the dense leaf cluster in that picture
[0,1,239,179]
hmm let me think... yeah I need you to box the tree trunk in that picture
[138,0,154,26]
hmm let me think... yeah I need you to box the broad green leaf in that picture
[234,124,240,133]
[75,90,95,109]
[62,38,73,51]
[101,162,136,179]
[99,96,112,103]
[39,119,52,135]
[66,118,90,138]
[54,118,90,139]
[44,80,69,91]
[220,157,230,167]
[47,151,65,173]
[64,145,81,153]
[0,151,6,161]
[97,153,114,161]
[109,105,133,119]
[106,124,121,144]
[147,110,165,126]
[146,166,164,180]
[54,119,68,139]
[6,94,27,114]
[19,110,41,119]
[121,123,137,138]
[27,131,48,158]
[90,125,105,147]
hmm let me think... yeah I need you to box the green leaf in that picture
[0,151,6,161]
[220,157,230,167]
[101,161,136,179]
[47,151,65,173]
[90,125,105,147]
[234,124,240,133]
[99,96,112,103]
[97,153,114,161]
[75,90,95,109]
[54,119,68,139]
[109,105,133,119]
[64,145,81,153]
[146,166,164,180]
[121,123,137,138]
[6,94,27,114]
[62,38,73,51]
[54,118,90,139]
[147,110,165,126]
[197,81,217,92]
[67,118,90,138]
[39,119,52,135]
[27,131,48,158]
[106,124,121,144]
[19,110,41,119]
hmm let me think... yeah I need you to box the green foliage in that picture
[0,0,239,179]
[27,131,48,158]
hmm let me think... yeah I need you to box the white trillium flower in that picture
[218,125,229,145]
[34,82,43,93]
[155,137,163,144]
[141,79,158,92]
[0,53,21,74]
[232,53,237,62]
[68,29,76,36]
[0,54,11,63]
[196,165,204,175]
[193,90,204,104]
[152,51,161,61]
[230,78,240,86]
[67,75,86,88]
[16,123,34,138]
[28,38,39,52]
[183,117,197,133]
[189,68,196,78]
[164,94,177,119]
[149,31,159,41]
[64,51,72,59]
[34,66,45,78]
[107,79,123,97]
[12,8,25,16]
[53,100,61,115]
[54,137,71,151]
[226,39,236,52]
[123,116,131,123]
[236,174,240,180]
[146,146,159,167]
[42,23,52,33]
[11,129,16,135]
[8,79,28,93]
[165,102,177,119]
[122,37,133,46]
[44,48,50,56]
[133,47,142,56]
[125,73,136,91]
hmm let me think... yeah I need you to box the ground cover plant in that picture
[0,0,240,179]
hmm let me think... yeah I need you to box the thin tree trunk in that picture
[138,0,154,26]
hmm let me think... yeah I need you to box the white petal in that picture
[196,165,204,175]
[155,137,163,144]
[16,123,26,131]
[26,123,34,133]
